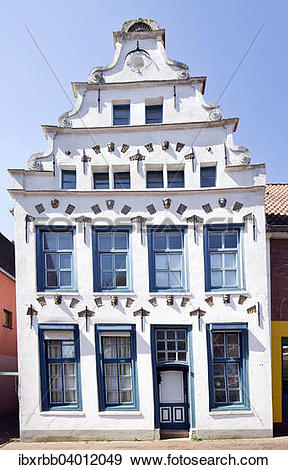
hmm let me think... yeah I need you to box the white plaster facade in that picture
[9,18,272,440]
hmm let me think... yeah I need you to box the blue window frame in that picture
[168,170,184,188]
[95,324,139,411]
[200,166,216,187]
[36,226,76,292]
[38,324,82,411]
[93,172,109,189]
[113,104,130,126]
[92,227,132,292]
[61,170,76,189]
[146,170,163,188]
[145,104,163,124]
[207,323,249,410]
[204,224,244,291]
[148,227,187,292]
[114,172,130,189]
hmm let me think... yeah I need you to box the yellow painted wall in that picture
[271,321,288,422]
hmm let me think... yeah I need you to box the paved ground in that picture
[1,415,288,450]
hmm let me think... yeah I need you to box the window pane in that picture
[214,377,225,390]
[167,352,176,361]
[211,270,222,287]
[200,167,216,187]
[48,342,61,359]
[177,330,186,340]
[156,271,169,287]
[47,271,59,287]
[146,171,163,188]
[59,233,73,250]
[104,363,117,376]
[169,271,181,287]
[167,341,176,351]
[167,170,184,188]
[155,254,168,269]
[213,333,225,358]
[103,338,117,359]
[94,172,109,189]
[64,390,77,402]
[99,234,112,250]
[177,341,186,351]
[46,254,59,269]
[62,341,75,358]
[60,271,72,287]
[178,352,186,361]
[168,233,182,249]
[224,270,237,287]
[224,253,236,268]
[226,363,239,379]
[106,391,118,404]
[118,337,130,357]
[224,232,238,248]
[120,390,132,403]
[114,233,127,249]
[154,233,167,249]
[167,330,175,339]
[116,271,127,287]
[145,104,163,124]
[101,272,113,288]
[101,254,113,269]
[228,376,240,389]
[210,253,222,269]
[60,254,71,269]
[208,233,222,249]
[157,341,165,351]
[44,232,57,250]
[62,170,76,189]
[229,390,240,402]
[157,352,166,362]
[115,254,126,269]
[215,390,226,403]
[213,363,225,377]
[227,333,240,357]
[156,330,165,339]
[114,172,130,189]
[113,104,130,125]
[50,391,62,403]
[170,254,181,270]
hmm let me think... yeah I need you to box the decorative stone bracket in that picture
[78,306,95,332]
[190,308,206,331]
[75,216,92,244]
[131,216,147,245]
[133,307,150,332]
[27,304,38,329]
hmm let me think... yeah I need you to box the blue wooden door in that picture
[158,370,189,429]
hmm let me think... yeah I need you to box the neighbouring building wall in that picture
[0,265,17,417]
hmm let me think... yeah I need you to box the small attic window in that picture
[128,22,152,32]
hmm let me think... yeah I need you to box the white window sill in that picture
[205,291,249,296]
[209,410,253,416]
[99,411,142,417]
[93,293,135,297]
[40,411,85,417]
[36,292,80,296]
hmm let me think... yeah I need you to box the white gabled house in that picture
[9,18,272,440]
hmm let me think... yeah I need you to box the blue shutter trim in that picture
[147,226,188,292]
[95,324,139,411]
[36,226,77,292]
[203,224,245,292]
[92,226,133,292]
[206,323,250,411]
[38,323,82,411]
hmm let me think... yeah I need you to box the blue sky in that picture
[0,0,287,241]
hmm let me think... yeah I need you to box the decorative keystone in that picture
[218,197,227,208]
[121,205,131,215]
[148,297,158,308]
[205,296,214,307]
[247,305,257,314]
[54,295,62,305]
[126,298,135,308]
[121,144,129,153]
[177,204,187,215]
[106,200,115,210]
[238,295,248,305]
[91,204,101,214]
[51,198,59,209]
[163,198,171,209]
[176,142,185,152]
[166,295,174,306]
[65,204,75,215]
[36,297,46,307]
[222,294,230,304]
[145,143,154,153]
[202,203,212,214]
[92,145,101,154]
[162,140,169,150]
[181,297,190,307]
[107,142,115,152]
[147,204,156,215]
[70,298,80,308]
[233,201,243,212]
[94,297,103,308]
[35,203,45,214]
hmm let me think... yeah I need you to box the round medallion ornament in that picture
[239,152,251,165]
[126,51,151,74]
[51,198,59,209]
[209,108,222,121]
[177,69,190,80]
